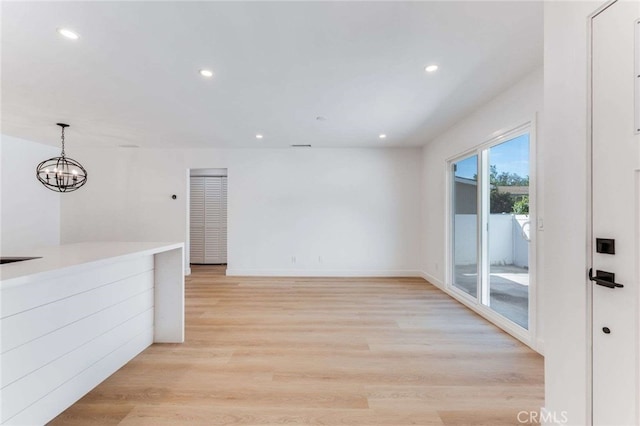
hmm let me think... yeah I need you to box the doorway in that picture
[189,169,228,266]
[449,126,533,332]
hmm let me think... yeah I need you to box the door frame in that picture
[186,168,229,273]
[444,118,538,350]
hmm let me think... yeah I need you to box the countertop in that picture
[0,242,184,288]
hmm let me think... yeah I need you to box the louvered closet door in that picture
[204,177,227,264]
[219,177,228,262]
[189,177,205,264]
[190,176,227,265]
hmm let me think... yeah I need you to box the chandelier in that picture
[36,123,88,192]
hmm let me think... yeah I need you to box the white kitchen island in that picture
[0,242,184,426]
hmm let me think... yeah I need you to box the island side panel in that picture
[0,255,155,425]
[153,247,185,343]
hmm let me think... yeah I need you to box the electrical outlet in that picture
[318,256,323,263]
[538,218,544,231]
[435,262,439,271]
[291,256,296,264]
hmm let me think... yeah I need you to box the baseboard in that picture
[419,270,445,289]
[225,269,423,277]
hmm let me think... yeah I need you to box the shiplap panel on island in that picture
[0,242,184,426]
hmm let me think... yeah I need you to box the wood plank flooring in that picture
[49,266,544,425]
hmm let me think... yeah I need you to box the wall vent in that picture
[291,144,312,148]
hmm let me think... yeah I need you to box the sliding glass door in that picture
[450,131,531,330]
[487,134,530,328]
[452,155,479,298]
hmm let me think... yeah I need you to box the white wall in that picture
[60,147,422,276]
[543,2,602,425]
[420,66,543,346]
[0,135,61,253]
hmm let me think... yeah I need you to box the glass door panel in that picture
[452,155,479,298]
[486,134,530,328]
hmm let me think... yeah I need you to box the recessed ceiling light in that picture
[57,28,79,40]
[379,134,387,139]
[256,134,264,139]
[199,69,214,78]
[425,65,439,73]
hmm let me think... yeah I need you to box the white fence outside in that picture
[454,214,529,268]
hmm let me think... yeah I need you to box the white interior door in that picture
[591,2,640,424]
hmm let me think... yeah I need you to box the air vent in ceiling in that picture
[291,144,312,148]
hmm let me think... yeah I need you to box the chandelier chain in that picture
[60,126,66,157]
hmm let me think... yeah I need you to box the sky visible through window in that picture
[455,134,529,181]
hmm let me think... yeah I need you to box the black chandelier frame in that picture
[36,123,88,193]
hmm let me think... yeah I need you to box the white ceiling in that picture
[1,1,542,149]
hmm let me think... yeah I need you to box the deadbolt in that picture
[596,238,615,254]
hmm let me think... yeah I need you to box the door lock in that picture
[596,238,615,254]
[589,268,624,289]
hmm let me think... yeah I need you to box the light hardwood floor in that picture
[50,266,544,425]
